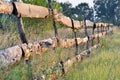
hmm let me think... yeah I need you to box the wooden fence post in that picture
[48,0,59,43]
[71,19,78,55]
[92,23,96,46]
[108,25,110,31]
[16,17,28,44]
[84,16,89,49]
[107,24,110,35]
[97,25,100,43]
[60,61,65,75]
[103,25,105,32]
[100,24,102,33]
[12,2,28,44]
[105,25,107,33]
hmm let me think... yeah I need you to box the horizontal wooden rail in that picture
[0,1,114,80]
[0,1,49,18]
[0,1,110,30]
[0,28,112,68]
[63,44,100,74]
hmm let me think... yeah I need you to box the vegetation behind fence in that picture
[0,1,113,80]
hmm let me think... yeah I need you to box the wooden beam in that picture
[63,44,101,74]
[0,1,110,30]
[0,1,49,18]
[0,28,112,68]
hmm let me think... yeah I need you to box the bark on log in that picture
[0,28,112,68]
[54,13,84,29]
[0,1,49,18]
[0,45,22,68]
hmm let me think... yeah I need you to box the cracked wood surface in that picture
[0,29,112,68]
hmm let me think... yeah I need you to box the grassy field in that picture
[0,17,120,80]
[66,28,120,80]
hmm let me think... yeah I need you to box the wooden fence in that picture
[0,1,113,80]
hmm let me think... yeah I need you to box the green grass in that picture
[66,28,120,80]
[0,15,120,80]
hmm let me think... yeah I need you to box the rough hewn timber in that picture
[0,1,49,18]
[0,1,109,30]
[54,13,84,29]
[63,44,101,74]
[0,29,112,68]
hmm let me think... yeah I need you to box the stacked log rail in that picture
[0,1,113,79]
[0,28,112,68]
[0,1,111,30]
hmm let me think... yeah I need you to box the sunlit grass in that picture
[0,17,120,80]
[66,28,120,80]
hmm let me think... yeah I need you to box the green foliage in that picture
[60,2,93,21]
[94,0,119,25]
[22,0,62,12]
[23,0,48,7]
[75,3,94,21]
[52,1,62,12]
[115,1,120,26]
[60,2,73,17]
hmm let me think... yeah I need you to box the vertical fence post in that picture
[110,25,113,35]
[103,25,105,32]
[84,16,89,49]
[101,24,102,33]
[12,2,28,44]
[107,24,109,35]
[105,24,107,33]
[48,0,59,43]
[97,25,100,43]
[16,17,28,44]
[92,23,96,46]
[71,19,78,55]
[12,2,32,79]
[60,61,65,75]
[48,0,64,76]
[108,24,110,31]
